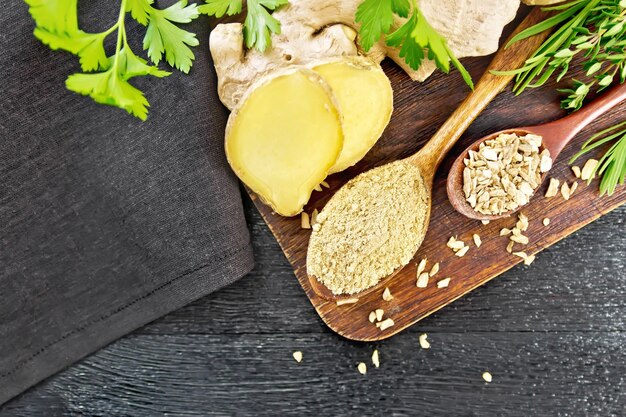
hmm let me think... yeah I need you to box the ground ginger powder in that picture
[307,160,430,295]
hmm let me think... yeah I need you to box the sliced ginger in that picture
[224,59,392,216]
[313,58,393,173]
[225,68,343,216]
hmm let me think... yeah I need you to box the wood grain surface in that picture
[251,8,626,341]
[2,6,626,417]
[2,201,624,416]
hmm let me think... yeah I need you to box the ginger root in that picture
[312,57,393,173]
[225,68,343,217]
[210,0,520,110]
[213,0,521,216]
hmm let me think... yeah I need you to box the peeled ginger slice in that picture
[225,68,343,217]
[313,58,393,174]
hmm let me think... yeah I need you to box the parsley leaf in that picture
[25,0,79,33]
[200,0,288,52]
[34,29,109,71]
[356,0,473,89]
[117,47,171,79]
[126,0,153,26]
[355,0,411,52]
[391,0,411,18]
[386,14,424,70]
[25,0,203,120]
[411,8,450,72]
[356,0,397,52]
[66,69,150,120]
[243,0,287,52]
[144,0,200,73]
[198,0,242,17]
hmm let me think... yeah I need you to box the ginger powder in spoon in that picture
[307,160,429,295]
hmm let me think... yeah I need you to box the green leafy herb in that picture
[571,121,626,195]
[26,0,289,120]
[199,0,288,52]
[355,0,473,89]
[143,1,201,73]
[493,0,626,110]
[26,0,203,120]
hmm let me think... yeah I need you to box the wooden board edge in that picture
[252,191,626,342]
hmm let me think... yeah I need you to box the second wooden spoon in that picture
[447,81,626,221]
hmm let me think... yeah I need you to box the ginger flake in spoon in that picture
[307,160,429,295]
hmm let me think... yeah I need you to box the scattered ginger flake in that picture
[581,159,599,181]
[313,184,323,192]
[447,237,465,250]
[382,287,393,301]
[506,241,515,253]
[500,228,512,236]
[419,333,430,349]
[368,311,376,323]
[543,218,550,226]
[513,251,536,265]
[510,234,529,245]
[481,220,490,225]
[416,258,428,277]
[357,362,367,374]
[473,234,482,248]
[545,178,559,198]
[301,212,311,229]
[417,272,429,288]
[482,371,492,382]
[311,209,319,226]
[455,246,470,257]
[336,297,358,306]
[429,262,440,277]
[572,166,581,178]
[375,309,384,322]
[372,349,380,368]
[437,278,451,288]
[293,351,303,363]
[570,181,578,196]
[320,180,330,188]
[561,182,571,200]
[517,213,529,231]
[377,318,394,331]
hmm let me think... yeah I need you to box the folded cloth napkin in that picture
[0,1,254,405]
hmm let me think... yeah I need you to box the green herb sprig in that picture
[200,0,289,53]
[493,0,626,110]
[26,0,288,120]
[571,121,626,195]
[355,0,474,89]
[27,0,201,120]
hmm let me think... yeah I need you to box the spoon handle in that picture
[534,82,626,157]
[411,7,552,183]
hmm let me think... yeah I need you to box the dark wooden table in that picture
[1,193,624,416]
[3,8,626,413]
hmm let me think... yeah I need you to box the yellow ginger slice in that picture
[225,68,343,216]
[313,58,393,174]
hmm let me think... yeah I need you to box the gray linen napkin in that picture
[0,1,254,405]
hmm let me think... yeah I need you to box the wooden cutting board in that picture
[248,9,626,341]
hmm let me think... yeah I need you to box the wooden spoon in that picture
[308,8,553,302]
[447,82,626,220]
